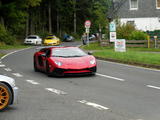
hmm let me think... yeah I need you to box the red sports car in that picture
[34,46,97,76]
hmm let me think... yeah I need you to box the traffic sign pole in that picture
[84,20,91,45]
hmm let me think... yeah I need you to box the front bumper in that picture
[52,66,97,76]
[12,86,18,104]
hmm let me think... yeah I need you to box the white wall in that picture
[120,17,160,31]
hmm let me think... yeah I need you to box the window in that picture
[130,0,138,10]
[127,21,135,25]
[156,0,160,8]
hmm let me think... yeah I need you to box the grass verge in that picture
[81,42,160,68]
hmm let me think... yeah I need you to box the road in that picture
[0,41,160,120]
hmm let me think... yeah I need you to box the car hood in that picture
[44,39,58,43]
[51,55,96,69]
[0,75,15,87]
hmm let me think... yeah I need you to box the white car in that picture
[24,35,42,45]
[0,75,18,111]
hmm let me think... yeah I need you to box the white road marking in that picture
[4,68,12,71]
[0,47,31,61]
[26,80,40,85]
[12,73,23,77]
[78,100,109,110]
[45,88,67,95]
[0,64,5,67]
[96,73,125,82]
[147,85,160,90]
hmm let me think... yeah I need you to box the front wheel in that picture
[46,63,52,77]
[0,83,12,111]
[34,59,39,72]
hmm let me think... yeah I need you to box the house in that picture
[117,0,160,31]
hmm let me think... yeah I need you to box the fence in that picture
[100,39,160,48]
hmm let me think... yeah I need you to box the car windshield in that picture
[52,47,87,57]
[46,37,56,39]
[27,36,37,39]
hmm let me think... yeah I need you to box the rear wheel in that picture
[0,83,12,111]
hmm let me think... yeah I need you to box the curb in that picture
[95,56,160,70]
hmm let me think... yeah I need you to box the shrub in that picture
[0,24,16,45]
[117,23,136,40]
[129,31,148,40]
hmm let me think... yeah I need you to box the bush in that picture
[0,24,16,45]
[117,23,136,40]
[129,31,148,40]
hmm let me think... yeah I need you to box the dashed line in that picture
[26,80,40,85]
[4,68,12,72]
[146,85,160,90]
[12,73,23,77]
[78,100,109,110]
[96,73,125,82]
[45,88,67,95]
[0,64,5,67]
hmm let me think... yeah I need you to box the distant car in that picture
[89,34,96,41]
[34,46,97,76]
[0,75,18,111]
[24,35,42,45]
[63,34,74,42]
[43,35,61,46]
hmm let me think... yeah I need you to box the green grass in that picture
[0,45,31,50]
[82,42,160,66]
[0,53,4,58]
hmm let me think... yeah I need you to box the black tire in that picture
[46,63,52,77]
[0,82,12,111]
[34,59,39,72]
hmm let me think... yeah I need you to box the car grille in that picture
[52,66,96,76]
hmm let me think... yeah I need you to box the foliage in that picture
[129,31,148,40]
[117,23,136,40]
[0,24,16,45]
[0,0,111,44]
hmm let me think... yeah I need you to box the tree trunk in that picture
[48,1,52,33]
[74,11,76,34]
[57,12,59,34]
[73,0,76,34]
[25,13,29,36]
[0,0,4,25]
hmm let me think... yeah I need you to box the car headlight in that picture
[90,59,96,64]
[54,61,62,66]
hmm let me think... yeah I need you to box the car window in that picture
[27,36,37,39]
[52,47,87,57]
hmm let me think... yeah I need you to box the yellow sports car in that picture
[44,35,61,46]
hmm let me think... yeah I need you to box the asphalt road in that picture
[0,41,160,120]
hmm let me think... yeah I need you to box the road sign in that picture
[110,32,116,42]
[109,22,116,32]
[85,28,90,33]
[85,20,91,28]
[115,39,126,52]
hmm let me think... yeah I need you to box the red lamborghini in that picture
[33,46,97,76]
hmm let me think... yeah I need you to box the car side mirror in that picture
[41,53,46,57]
[88,51,93,55]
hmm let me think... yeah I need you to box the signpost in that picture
[109,22,116,42]
[84,20,91,44]
[115,39,126,52]
[110,32,116,42]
